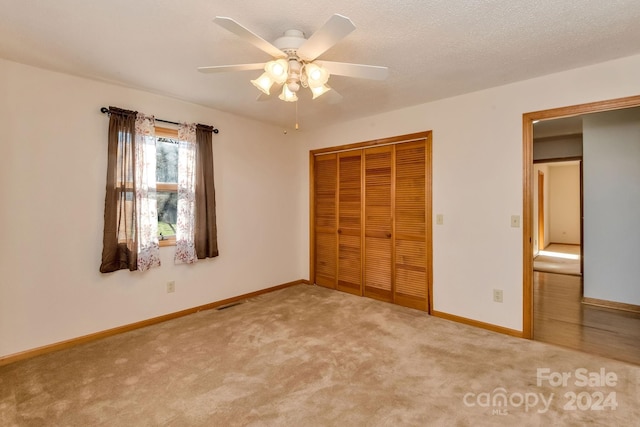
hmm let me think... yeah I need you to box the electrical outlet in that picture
[166,281,175,293]
[493,289,503,303]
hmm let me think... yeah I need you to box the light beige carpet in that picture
[534,244,581,276]
[1,284,638,426]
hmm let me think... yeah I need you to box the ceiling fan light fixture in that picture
[311,84,331,99]
[265,59,289,84]
[279,84,298,102]
[305,63,330,88]
[203,15,389,105]
[287,81,300,93]
[251,72,274,95]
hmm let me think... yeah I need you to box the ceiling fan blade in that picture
[317,61,389,80]
[296,14,356,62]
[320,86,343,104]
[198,63,265,73]
[214,16,286,59]
[255,86,281,101]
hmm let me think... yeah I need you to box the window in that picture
[100,107,219,273]
[155,127,179,246]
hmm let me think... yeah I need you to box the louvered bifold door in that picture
[314,153,337,289]
[363,146,393,302]
[337,151,363,295]
[394,140,428,310]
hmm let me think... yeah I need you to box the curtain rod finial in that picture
[100,107,109,114]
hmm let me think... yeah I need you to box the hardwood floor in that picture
[534,271,640,365]
[533,243,581,276]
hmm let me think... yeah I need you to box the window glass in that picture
[157,191,177,240]
[156,135,179,242]
[156,137,178,183]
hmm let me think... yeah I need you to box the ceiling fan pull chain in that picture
[295,101,299,130]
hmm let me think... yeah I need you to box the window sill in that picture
[159,239,176,247]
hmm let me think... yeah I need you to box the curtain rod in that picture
[100,107,219,134]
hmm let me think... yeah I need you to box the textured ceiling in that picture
[2,0,640,130]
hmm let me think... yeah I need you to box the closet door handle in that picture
[386,232,392,238]
[337,229,342,234]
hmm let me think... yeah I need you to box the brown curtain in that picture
[195,124,219,259]
[100,107,138,272]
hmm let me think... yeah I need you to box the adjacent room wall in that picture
[533,135,583,161]
[300,54,640,331]
[582,108,640,305]
[548,164,581,245]
[533,164,550,254]
[0,58,306,358]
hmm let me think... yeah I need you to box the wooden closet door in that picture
[363,146,393,302]
[337,151,362,295]
[314,153,337,289]
[394,140,428,310]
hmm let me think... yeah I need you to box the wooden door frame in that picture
[579,160,584,279]
[522,94,640,339]
[537,171,545,253]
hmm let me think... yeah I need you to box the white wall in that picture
[299,54,640,331]
[0,59,306,358]
[583,108,640,305]
[549,164,581,244]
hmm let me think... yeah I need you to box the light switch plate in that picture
[510,215,520,228]
[436,214,444,225]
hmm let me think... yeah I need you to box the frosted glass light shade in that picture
[279,84,298,102]
[265,59,289,84]
[305,63,329,88]
[251,72,274,95]
[311,84,331,99]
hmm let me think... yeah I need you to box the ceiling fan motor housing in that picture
[273,29,307,93]
[273,29,306,52]
[276,30,331,94]
[287,59,302,92]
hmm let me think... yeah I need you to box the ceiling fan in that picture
[198,14,389,103]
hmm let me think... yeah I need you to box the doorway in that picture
[533,160,582,277]
[522,95,640,365]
